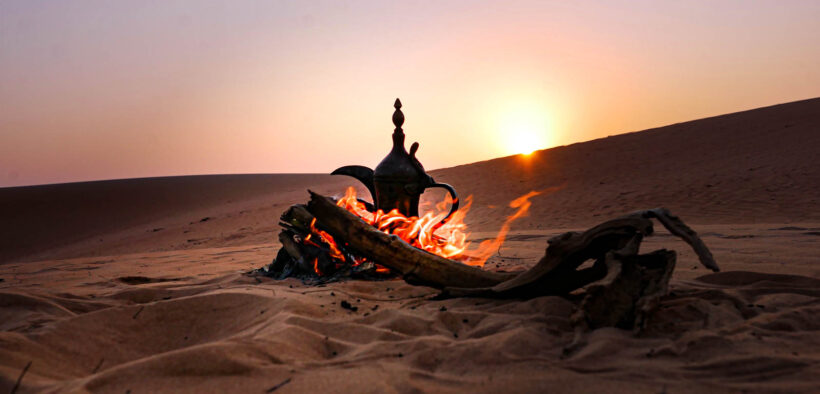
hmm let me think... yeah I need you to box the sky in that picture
[1,0,818,187]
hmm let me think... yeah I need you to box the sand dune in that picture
[0,174,356,263]
[3,98,819,264]
[434,97,820,229]
[1,98,819,392]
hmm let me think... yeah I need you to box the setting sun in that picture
[508,129,541,156]
[498,104,549,156]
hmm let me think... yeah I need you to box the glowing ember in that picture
[311,186,541,268]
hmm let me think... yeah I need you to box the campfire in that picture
[269,186,540,280]
[261,99,720,344]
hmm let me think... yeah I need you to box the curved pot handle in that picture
[426,182,460,224]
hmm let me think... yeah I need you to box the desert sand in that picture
[1,98,819,393]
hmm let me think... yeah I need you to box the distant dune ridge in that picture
[1,98,819,393]
[2,97,818,264]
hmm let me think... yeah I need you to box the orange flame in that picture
[307,218,346,262]
[312,257,321,276]
[465,190,541,265]
[322,187,541,268]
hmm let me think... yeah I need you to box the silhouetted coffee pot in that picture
[331,99,459,223]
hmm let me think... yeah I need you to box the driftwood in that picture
[635,208,717,271]
[440,208,717,299]
[575,248,676,330]
[440,216,656,298]
[562,235,677,354]
[269,192,719,331]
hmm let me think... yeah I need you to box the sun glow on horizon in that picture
[509,130,540,156]
[497,103,550,156]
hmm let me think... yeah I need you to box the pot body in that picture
[373,132,425,217]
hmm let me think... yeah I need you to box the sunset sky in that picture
[1,0,818,187]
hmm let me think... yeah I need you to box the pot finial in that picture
[392,98,404,133]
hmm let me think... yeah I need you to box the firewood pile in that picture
[260,190,719,335]
[265,200,399,281]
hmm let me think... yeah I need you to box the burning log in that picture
[305,191,515,288]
